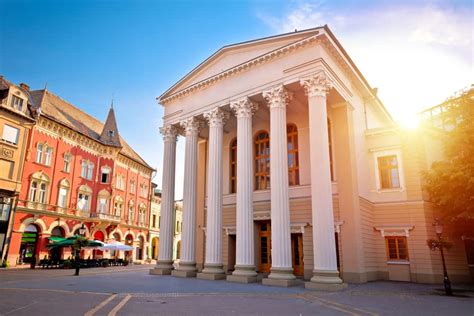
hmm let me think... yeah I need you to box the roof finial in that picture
[44,81,48,91]
[110,93,114,109]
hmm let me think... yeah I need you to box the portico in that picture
[151,26,382,289]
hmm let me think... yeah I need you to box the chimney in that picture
[19,83,30,91]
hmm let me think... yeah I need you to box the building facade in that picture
[0,78,37,264]
[6,87,154,266]
[150,26,472,287]
[149,184,160,262]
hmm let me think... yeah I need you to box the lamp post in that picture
[74,223,86,276]
[433,219,453,296]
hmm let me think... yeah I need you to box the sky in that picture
[1,0,472,199]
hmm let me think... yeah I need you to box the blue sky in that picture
[1,0,472,198]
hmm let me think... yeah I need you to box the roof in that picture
[30,89,153,170]
[99,106,122,147]
[0,76,37,120]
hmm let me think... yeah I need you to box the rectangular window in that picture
[98,198,107,213]
[130,181,135,194]
[87,162,94,180]
[78,193,90,211]
[101,168,110,183]
[0,159,14,179]
[0,199,11,221]
[152,214,156,228]
[44,147,53,166]
[36,144,43,163]
[378,155,400,189]
[11,95,24,111]
[386,237,409,261]
[58,188,68,208]
[39,183,47,204]
[63,154,71,173]
[81,161,87,178]
[1,124,20,145]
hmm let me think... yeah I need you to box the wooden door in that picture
[291,233,304,276]
[258,221,271,273]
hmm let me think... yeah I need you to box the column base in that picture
[172,270,197,278]
[262,278,298,287]
[306,269,347,291]
[149,260,174,275]
[197,263,226,280]
[262,267,297,287]
[227,274,257,283]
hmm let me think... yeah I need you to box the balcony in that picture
[90,212,121,223]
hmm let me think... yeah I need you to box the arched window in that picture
[28,172,50,205]
[287,124,300,186]
[57,179,70,208]
[255,131,270,190]
[328,118,334,181]
[77,185,92,211]
[128,201,135,223]
[114,196,124,217]
[29,181,37,201]
[229,138,237,193]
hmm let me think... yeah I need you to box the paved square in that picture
[0,265,472,315]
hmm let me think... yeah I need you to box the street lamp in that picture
[74,223,86,276]
[78,223,86,236]
[433,218,453,296]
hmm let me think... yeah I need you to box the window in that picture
[287,124,299,186]
[0,198,11,221]
[87,162,94,180]
[63,153,71,173]
[114,197,123,217]
[0,159,14,179]
[101,167,110,183]
[229,138,237,193]
[128,202,135,222]
[130,180,135,194]
[29,181,37,201]
[378,155,400,189]
[98,198,107,213]
[97,189,110,214]
[176,221,180,232]
[158,216,161,228]
[386,237,409,261]
[328,119,334,181]
[255,131,270,190]
[44,147,53,166]
[140,183,148,197]
[36,143,43,163]
[57,179,70,208]
[77,185,92,211]
[11,95,24,111]
[138,205,146,226]
[39,183,47,203]
[81,160,94,180]
[152,214,156,228]
[116,175,125,190]
[2,125,19,145]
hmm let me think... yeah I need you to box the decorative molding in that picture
[223,226,236,235]
[300,71,332,97]
[180,117,204,136]
[159,125,179,143]
[374,225,414,237]
[290,222,308,234]
[334,220,344,233]
[262,85,293,110]
[160,35,321,105]
[230,97,259,119]
[203,107,230,128]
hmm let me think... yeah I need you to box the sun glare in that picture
[398,114,421,130]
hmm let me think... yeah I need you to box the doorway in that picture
[258,221,271,273]
[19,224,39,264]
[291,233,304,276]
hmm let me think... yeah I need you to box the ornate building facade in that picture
[6,88,154,266]
[150,26,472,288]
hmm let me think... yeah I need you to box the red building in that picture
[7,89,154,266]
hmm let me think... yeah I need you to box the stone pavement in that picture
[0,265,472,315]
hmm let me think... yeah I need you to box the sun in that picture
[398,114,421,130]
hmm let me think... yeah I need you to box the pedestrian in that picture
[30,255,36,269]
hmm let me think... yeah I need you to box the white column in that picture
[300,72,343,286]
[152,125,177,274]
[262,85,295,282]
[174,117,201,277]
[229,98,258,281]
[199,107,229,279]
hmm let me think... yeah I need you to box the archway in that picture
[151,237,159,260]
[19,224,40,264]
[92,231,105,259]
[50,226,65,262]
[136,236,144,260]
[125,234,134,261]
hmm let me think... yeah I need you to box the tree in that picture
[72,237,90,276]
[423,87,474,237]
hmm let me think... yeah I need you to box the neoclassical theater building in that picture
[150,26,472,287]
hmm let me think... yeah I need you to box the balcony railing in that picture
[90,212,121,223]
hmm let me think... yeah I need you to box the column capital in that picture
[204,107,230,128]
[300,71,332,98]
[230,97,259,119]
[263,85,293,110]
[160,125,178,142]
[180,117,203,136]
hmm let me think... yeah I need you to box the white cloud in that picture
[257,1,473,122]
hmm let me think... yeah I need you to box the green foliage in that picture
[72,236,90,250]
[123,259,129,266]
[427,238,453,251]
[423,89,474,236]
[1,260,9,268]
[63,260,72,269]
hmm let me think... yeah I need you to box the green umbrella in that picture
[47,236,104,248]
[49,236,67,243]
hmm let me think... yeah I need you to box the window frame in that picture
[254,131,270,191]
[385,236,409,261]
[373,149,405,192]
[1,124,20,145]
[287,124,300,186]
[63,153,72,173]
[229,138,237,194]
[11,95,24,112]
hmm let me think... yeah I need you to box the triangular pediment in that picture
[159,27,324,101]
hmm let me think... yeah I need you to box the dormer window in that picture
[108,130,114,137]
[11,95,24,112]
